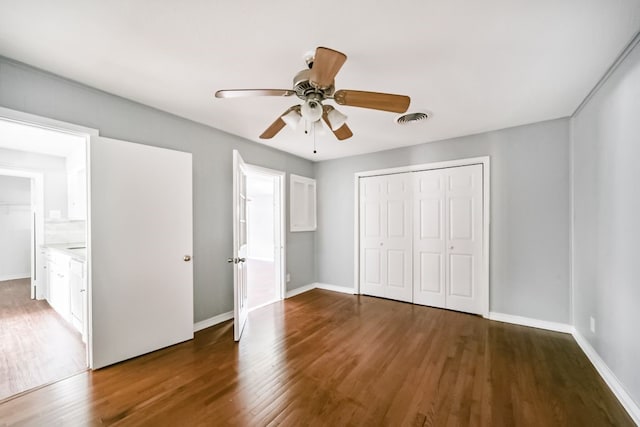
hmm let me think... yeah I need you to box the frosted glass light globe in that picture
[301,99,323,122]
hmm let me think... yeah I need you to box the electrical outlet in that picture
[286,273,291,283]
[590,316,596,334]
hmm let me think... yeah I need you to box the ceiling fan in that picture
[215,47,411,142]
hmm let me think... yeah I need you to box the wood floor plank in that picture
[0,289,633,426]
[0,279,86,402]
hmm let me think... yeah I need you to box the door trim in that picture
[0,106,96,367]
[353,156,491,317]
[0,168,44,298]
[244,163,287,304]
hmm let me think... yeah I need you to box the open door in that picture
[231,150,249,341]
[89,137,193,369]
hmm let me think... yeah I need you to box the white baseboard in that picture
[488,312,639,422]
[285,283,316,298]
[285,283,358,298]
[0,273,30,282]
[195,283,354,331]
[194,285,350,330]
[488,311,573,334]
[193,310,233,332]
[314,282,356,295]
[572,328,640,424]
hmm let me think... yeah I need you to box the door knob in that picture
[238,257,246,263]
[184,255,192,262]
[227,257,234,263]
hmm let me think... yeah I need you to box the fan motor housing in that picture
[293,69,334,100]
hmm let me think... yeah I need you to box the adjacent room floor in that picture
[0,289,632,425]
[0,278,86,402]
[246,258,277,310]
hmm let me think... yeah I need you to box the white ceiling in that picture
[0,1,638,161]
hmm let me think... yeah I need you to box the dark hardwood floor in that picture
[0,278,86,402]
[0,289,632,426]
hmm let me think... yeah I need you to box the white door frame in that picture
[244,163,286,305]
[0,106,97,367]
[353,156,491,317]
[0,167,43,297]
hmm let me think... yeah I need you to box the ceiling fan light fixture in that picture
[326,108,348,130]
[216,46,411,143]
[281,109,302,129]
[314,120,327,136]
[301,99,323,122]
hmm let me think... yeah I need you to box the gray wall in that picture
[0,57,315,323]
[315,118,572,323]
[572,37,640,405]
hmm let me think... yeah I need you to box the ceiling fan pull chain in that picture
[313,121,317,154]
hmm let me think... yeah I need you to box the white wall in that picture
[572,35,640,408]
[247,175,275,261]
[0,175,30,280]
[0,147,67,218]
[315,118,572,324]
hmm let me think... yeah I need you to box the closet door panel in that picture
[364,249,381,285]
[387,250,406,287]
[413,169,446,307]
[445,164,483,314]
[419,252,442,293]
[360,173,412,303]
[449,254,474,297]
[360,177,386,298]
[382,174,413,302]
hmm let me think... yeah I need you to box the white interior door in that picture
[360,173,413,303]
[445,164,483,314]
[413,169,447,308]
[90,137,193,369]
[232,150,249,341]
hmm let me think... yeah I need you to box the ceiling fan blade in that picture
[259,106,300,139]
[215,89,295,98]
[331,123,353,141]
[333,89,410,113]
[322,106,353,141]
[259,117,286,139]
[309,47,347,89]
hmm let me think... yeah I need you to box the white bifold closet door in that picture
[413,164,483,314]
[360,173,413,303]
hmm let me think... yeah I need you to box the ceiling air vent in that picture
[396,112,430,124]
